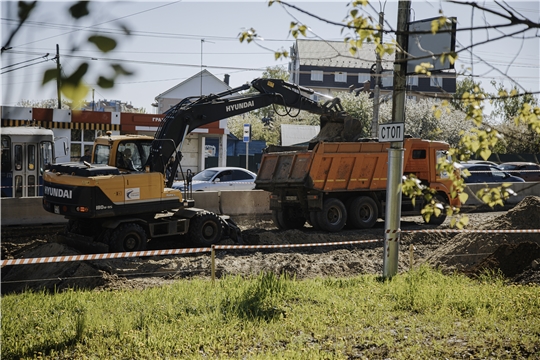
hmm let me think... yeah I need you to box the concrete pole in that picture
[383,0,410,279]
[371,11,384,138]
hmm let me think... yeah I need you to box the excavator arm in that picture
[146,78,352,187]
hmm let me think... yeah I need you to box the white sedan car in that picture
[172,167,257,191]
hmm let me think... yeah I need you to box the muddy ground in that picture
[2,196,540,294]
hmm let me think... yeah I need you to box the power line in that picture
[4,49,288,72]
[0,53,50,70]
[9,1,183,48]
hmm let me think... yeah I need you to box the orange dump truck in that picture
[255,138,459,232]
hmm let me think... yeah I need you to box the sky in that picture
[1,0,539,113]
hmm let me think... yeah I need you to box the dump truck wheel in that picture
[188,212,223,246]
[309,211,322,230]
[272,208,306,230]
[109,223,147,252]
[348,196,378,229]
[424,194,448,225]
[316,198,347,232]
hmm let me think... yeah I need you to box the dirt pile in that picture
[2,198,539,294]
[465,242,540,282]
[1,242,106,294]
[425,196,540,277]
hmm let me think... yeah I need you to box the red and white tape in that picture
[1,247,211,267]
[214,239,381,250]
[1,239,381,267]
[398,229,540,234]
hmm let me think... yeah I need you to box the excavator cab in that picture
[92,135,154,172]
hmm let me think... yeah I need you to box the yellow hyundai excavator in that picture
[42,78,355,252]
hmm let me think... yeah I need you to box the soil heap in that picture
[425,195,540,283]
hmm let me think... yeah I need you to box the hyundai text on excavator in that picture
[42,78,355,252]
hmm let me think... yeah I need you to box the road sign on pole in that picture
[243,124,251,143]
[379,123,405,142]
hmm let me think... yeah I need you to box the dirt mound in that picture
[1,243,106,294]
[425,196,540,274]
[2,200,539,294]
[465,242,540,278]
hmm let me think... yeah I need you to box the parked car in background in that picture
[497,162,540,182]
[172,167,257,191]
[458,163,525,184]
[461,160,500,166]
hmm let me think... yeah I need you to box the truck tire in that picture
[348,196,378,229]
[309,211,322,230]
[187,212,223,246]
[316,198,347,232]
[425,194,448,225]
[272,208,306,230]
[109,223,147,252]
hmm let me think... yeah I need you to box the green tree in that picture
[451,78,485,113]
[239,0,540,223]
[16,98,73,110]
[3,1,133,105]
[490,81,539,124]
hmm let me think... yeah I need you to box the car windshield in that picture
[192,169,219,181]
[498,164,517,170]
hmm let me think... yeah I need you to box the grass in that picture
[2,266,540,359]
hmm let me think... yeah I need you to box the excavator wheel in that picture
[347,196,378,229]
[187,212,223,247]
[65,219,96,236]
[315,198,347,232]
[109,223,148,252]
[272,207,306,230]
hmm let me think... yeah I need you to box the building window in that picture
[381,72,393,87]
[407,95,417,101]
[71,129,98,161]
[335,72,347,83]
[311,94,320,102]
[406,76,418,86]
[311,70,323,81]
[358,73,370,83]
[430,76,443,87]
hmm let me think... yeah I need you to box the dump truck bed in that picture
[255,141,395,192]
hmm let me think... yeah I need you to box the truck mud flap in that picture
[56,232,110,254]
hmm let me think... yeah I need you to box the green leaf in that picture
[69,1,90,19]
[97,76,115,89]
[111,64,134,76]
[42,68,58,85]
[63,63,89,86]
[88,35,117,53]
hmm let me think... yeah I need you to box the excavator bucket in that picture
[312,114,365,143]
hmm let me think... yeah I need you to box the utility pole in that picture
[200,39,204,96]
[56,44,62,109]
[371,11,384,138]
[383,0,410,279]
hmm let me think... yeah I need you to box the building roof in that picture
[155,69,231,100]
[294,39,393,70]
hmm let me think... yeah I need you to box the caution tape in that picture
[0,247,211,267]
[396,229,540,234]
[1,239,382,267]
[214,239,381,250]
